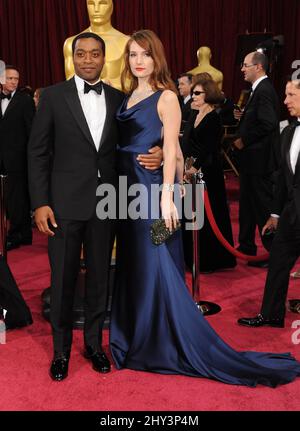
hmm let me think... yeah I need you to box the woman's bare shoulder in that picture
[159,89,178,103]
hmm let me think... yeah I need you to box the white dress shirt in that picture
[251,75,268,93]
[1,90,16,116]
[74,75,106,152]
[290,117,300,174]
[184,95,191,104]
[271,117,300,219]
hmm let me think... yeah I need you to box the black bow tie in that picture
[0,93,11,100]
[84,81,103,95]
[291,120,300,128]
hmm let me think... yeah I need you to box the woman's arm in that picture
[176,141,184,185]
[158,90,182,229]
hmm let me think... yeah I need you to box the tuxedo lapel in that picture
[63,78,95,150]
[284,125,297,175]
[1,91,21,118]
[242,79,269,115]
[294,151,300,181]
[293,126,300,179]
[242,91,254,113]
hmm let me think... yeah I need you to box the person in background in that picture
[182,77,236,272]
[238,79,300,327]
[0,65,35,251]
[33,88,43,108]
[177,73,193,126]
[233,52,280,268]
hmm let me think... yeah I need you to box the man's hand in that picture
[35,206,58,236]
[233,138,244,150]
[233,109,243,121]
[137,146,163,170]
[262,216,279,236]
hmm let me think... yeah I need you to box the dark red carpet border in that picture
[1,173,300,411]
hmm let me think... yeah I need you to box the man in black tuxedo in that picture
[238,79,300,327]
[178,73,193,132]
[233,52,280,266]
[28,33,161,381]
[0,66,35,250]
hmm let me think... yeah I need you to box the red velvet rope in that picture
[203,189,269,262]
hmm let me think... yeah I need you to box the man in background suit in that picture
[0,66,35,250]
[238,79,300,327]
[178,73,193,132]
[28,33,161,381]
[234,52,280,267]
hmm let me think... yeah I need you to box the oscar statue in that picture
[63,0,129,90]
[188,46,223,90]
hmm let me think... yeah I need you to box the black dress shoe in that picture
[289,299,300,314]
[50,352,70,381]
[247,260,269,268]
[237,313,284,328]
[84,347,111,373]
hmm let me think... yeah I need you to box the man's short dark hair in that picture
[72,32,106,57]
[5,65,19,73]
[179,73,193,83]
[252,52,269,72]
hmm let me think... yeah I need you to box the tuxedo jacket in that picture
[181,98,193,123]
[0,91,35,173]
[28,78,124,221]
[272,122,300,223]
[236,78,280,175]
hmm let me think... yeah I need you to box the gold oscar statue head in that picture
[188,46,223,90]
[63,0,129,90]
[87,0,113,28]
[197,46,212,63]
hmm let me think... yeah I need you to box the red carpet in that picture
[1,173,300,411]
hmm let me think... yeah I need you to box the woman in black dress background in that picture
[182,78,236,272]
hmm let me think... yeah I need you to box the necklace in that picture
[130,88,154,102]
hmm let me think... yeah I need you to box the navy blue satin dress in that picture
[109,91,300,387]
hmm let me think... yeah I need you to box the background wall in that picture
[1,0,300,109]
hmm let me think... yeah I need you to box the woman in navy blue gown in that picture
[109,29,300,387]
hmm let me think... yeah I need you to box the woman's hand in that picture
[184,166,198,183]
[161,191,179,231]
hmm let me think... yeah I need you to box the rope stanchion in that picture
[190,172,221,316]
[204,188,269,262]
